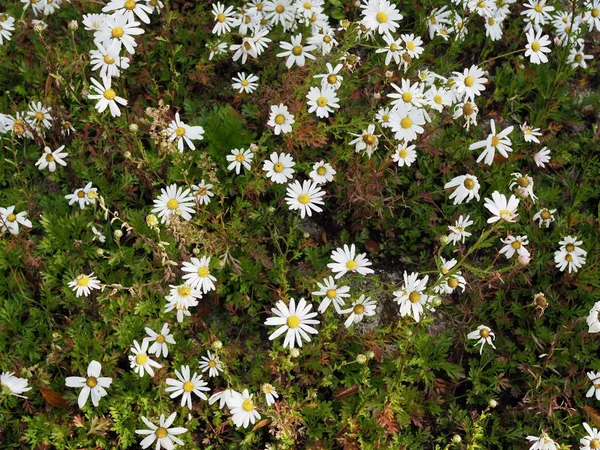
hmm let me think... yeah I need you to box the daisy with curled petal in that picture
[263,152,295,184]
[88,76,127,117]
[267,104,295,135]
[192,180,214,205]
[453,100,479,131]
[525,28,551,64]
[581,422,600,450]
[65,360,112,408]
[342,295,377,328]
[94,11,145,55]
[227,148,254,174]
[327,244,374,279]
[164,295,198,323]
[469,119,514,166]
[309,161,336,184]
[444,174,480,205]
[167,112,205,152]
[433,257,466,295]
[129,339,162,377]
[499,235,530,260]
[313,63,344,90]
[144,323,176,358]
[526,434,559,450]
[509,172,537,203]
[229,389,261,428]
[276,33,316,69]
[483,191,520,224]
[392,142,417,167]
[181,256,217,293]
[0,14,16,45]
[102,0,153,24]
[285,180,326,219]
[65,184,94,209]
[0,372,31,398]
[521,122,542,143]
[393,271,430,322]
[211,2,239,36]
[349,124,380,158]
[533,208,556,228]
[264,297,320,349]
[554,235,587,273]
[209,388,239,409]
[27,101,53,130]
[0,206,32,235]
[306,85,340,119]
[534,147,551,167]
[207,40,228,60]
[135,412,187,450]
[360,0,403,35]
[587,370,600,398]
[448,215,473,245]
[199,350,223,377]
[568,44,594,69]
[467,325,496,354]
[35,145,68,172]
[165,283,202,313]
[231,72,259,94]
[165,365,210,409]
[152,184,196,224]
[89,42,130,79]
[68,273,102,298]
[376,33,403,66]
[262,383,279,406]
[146,0,165,14]
[312,276,350,314]
[587,302,600,334]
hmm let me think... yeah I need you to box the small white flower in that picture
[226,148,254,174]
[526,433,559,450]
[483,191,520,223]
[349,124,380,158]
[144,323,176,358]
[532,208,556,228]
[151,184,196,224]
[68,273,102,298]
[209,388,238,409]
[199,350,223,377]
[309,161,336,184]
[87,76,127,117]
[587,302,600,334]
[312,276,351,314]
[0,372,31,398]
[580,422,600,450]
[228,389,261,428]
[129,339,162,377]
[264,297,320,349]
[261,383,279,406]
[554,235,587,273]
[65,360,112,408]
[35,145,68,172]
[0,206,33,235]
[165,365,210,409]
[525,28,551,64]
[447,215,474,245]
[467,325,496,354]
[263,152,295,184]
[192,180,214,205]
[394,271,430,322]
[306,85,340,118]
[135,412,187,450]
[534,147,551,167]
[267,104,295,135]
[392,143,417,167]
[341,295,377,328]
[276,33,316,69]
[499,235,530,260]
[285,180,326,219]
[231,72,259,94]
[521,122,542,143]
[444,174,480,205]
[167,112,204,152]
[327,244,374,279]
[181,256,217,294]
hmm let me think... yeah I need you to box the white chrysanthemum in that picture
[27,101,53,130]
[229,389,261,428]
[129,339,162,377]
[469,119,514,166]
[525,29,551,64]
[306,85,340,118]
[534,147,551,167]
[35,145,68,172]
[152,184,196,224]
[349,124,380,158]
[68,273,102,298]
[267,104,295,135]
[467,325,496,354]
[209,388,239,409]
[285,180,326,219]
[199,350,223,377]
[392,142,417,167]
[90,42,131,79]
[309,161,336,184]
[448,215,474,245]
[165,365,210,409]
[94,11,145,55]
[0,206,33,235]
[526,434,559,450]
[388,105,426,142]
[135,412,187,450]
[167,112,205,152]
[0,14,16,45]
[181,256,217,293]
[211,2,239,35]
[393,271,430,322]
[554,235,587,273]
[483,191,520,223]
[227,148,254,174]
[65,360,112,408]
[265,297,320,349]
[192,180,214,205]
[444,174,480,205]
[263,152,295,184]
[533,208,556,228]
[231,72,259,94]
[65,182,98,209]
[313,63,344,90]
[144,323,176,358]
[261,383,279,406]
[433,258,466,295]
[580,422,600,450]
[87,76,127,117]
[521,122,542,143]
[103,0,153,24]
[509,172,537,203]
[341,295,377,328]
[360,0,403,35]
[499,235,530,260]
[327,244,374,279]
[587,370,600,398]
[0,372,31,398]
[451,65,487,101]
[277,33,316,69]
[312,276,350,313]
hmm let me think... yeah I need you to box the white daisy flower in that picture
[532,208,556,228]
[360,0,403,35]
[129,339,162,377]
[388,105,426,142]
[89,42,130,79]
[68,273,102,298]
[393,271,430,322]
[433,257,466,295]
[349,124,380,158]
[520,122,542,143]
[277,33,316,69]
[309,161,336,184]
[526,434,559,450]
[467,325,496,354]
[65,360,112,408]
[567,44,594,69]
[263,152,295,184]
[144,323,176,358]
[509,172,537,203]
[211,2,240,36]
[341,295,377,328]
[285,179,326,219]
[261,383,279,406]
[265,297,320,349]
[469,119,514,166]
[231,72,259,94]
[151,184,196,224]
[525,28,551,64]
[227,148,254,174]
[0,14,16,45]
[375,33,403,66]
[91,226,106,243]
[580,422,600,450]
[0,206,32,235]
[164,292,199,323]
[199,350,223,377]
[65,183,96,209]
[306,85,340,118]
[94,11,145,55]
[27,101,53,130]
[447,215,474,245]
[267,104,295,135]
[229,389,261,428]
[207,40,228,60]
[103,0,153,24]
[554,235,587,273]
[312,276,350,313]
[587,302,600,334]
[209,388,239,409]
[167,112,205,152]
[534,147,551,167]
[444,174,480,205]
[87,76,127,117]
[392,142,417,167]
[499,235,530,260]
[82,13,108,31]
[0,372,31,398]
[35,145,68,172]
[313,63,344,90]
[327,244,374,279]
[451,65,487,101]
[388,79,426,109]
[586,370,600,398]
[453,100,479,131]
[165,365,210,409]
[192,180,214,205]
[181,256,217,293]
[135,412,187,450]
[263,0,295,30]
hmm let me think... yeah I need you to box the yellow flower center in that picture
[447,278,459,288]
[575,54,582,62]
[124,0,136,10]
[12,120,25,136]
[86,376,98,388]
[287,315,300,328]
[197,266,210,278]
[104,89,117,100]
[6,213,16,222]
[464,76,475,87]
[317,166,327,176]
[244,41,253,50]
[353,304,365,314]
[316,96,328,107]
[298,193,310,204]
[323,35,331,43]
[46,153,55,162]
[541,210,551,220]
[0,14,6,22]
[136,353,148,365]
[402,92,412,102]
[400,117,412,129]
[487,17,495,25]
[303,1,312,8]
[327,74,337,85]
[399,148,408,159]
[156,335,166,343]
[263,384,273,393]
[273,162,284,173]
[409,291,420,303]
[274,114,286,125]
[87,191,97,200]
[292,46,303,56]
[241,79,249,86]
[499,209,512,220]
[326,289,337,299]
[197,187,207,196]
[235,153,245,162]
[376,11,388,23]
[175,126,186,137]
[511,240,521,249]
[562,16,568,23]
[183,381,194,392]
[565,254,573,262]
[155,427,167,438]
[178,286,191,296]
[531,41,541,52]
[275,5,284,13]
[35,112,45,121]
[242,398,254,412]
[434,95,443,104]
[566,244,575,252]
[389,43,398,51]
[593,9,600,18]
[491,136,500,147]
[217,13,226,22]
[76,275,90,287]
[517,176,530,187]
[77,191,86,198]
[590,438,600,449]
[111,27,124,38]
[480,328,490,338]
[463,103,474,116]
[346,260,358,270]
[363,134,376,145]
[208,360,216,368]
[382,114,390,122]
[407,42,417,52]
[478,1,486,7]
[534,5,543,13]
[103,54,115,64]
[165,198,179,211]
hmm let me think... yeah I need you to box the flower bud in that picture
[290,348,300,358]
[212,340,223,350]
[488,399,498,408]
[366,351,375,359]
[452,435,462,444]
[68,20,78,31]
[146,214,158,227]
[113,229,123,239]
[356,354,367,364]
[518,254,530,266]
[440,235,450,245]
[129,123,139,133]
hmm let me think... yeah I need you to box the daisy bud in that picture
[249,143,259,152]
[123,151,131,158]
[129,123,139,133]
[366,351,375,359]
[373,92,381,100]
[440,235,450,245]
[303,232,310,239]
[68,20,78,31]
[534,293,547,309]
[268,206,276,214]
[96,248,104,256]
[290,348,300,358]
[113,229,123,239]
[356,354,367,364]
[212,340,223,350]
[160,141,169,149]
[146,214,158,227]
[518,254,530,266]
[488,399,498,408]
[452,435,462,444]
[385,70,394,78]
